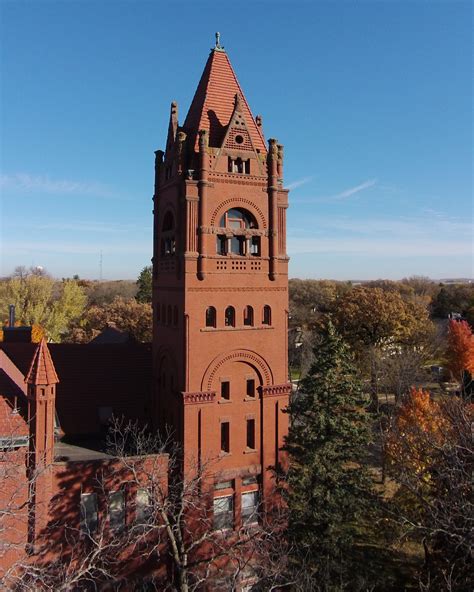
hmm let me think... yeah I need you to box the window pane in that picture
[242,491,259,525]
[213,495,234,530]
[230,236,244,254]
[221,422,230,452]
[136,488,151,523]
[225,307,235,327]
[109,491,125,530]
[246,379,255,397]
[216,235,227,255]
[250,236,260,256]
[221,381,230,400]
[246,419,255,449]
[206,307,216,328]
[80,493,98,533]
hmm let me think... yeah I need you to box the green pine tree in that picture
[284,321,372,590]
[136,265,152,303]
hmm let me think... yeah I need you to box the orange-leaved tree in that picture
[446,319,474,397]
[386,387,447,478]
[386,389,473,590]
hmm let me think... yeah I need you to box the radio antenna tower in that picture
[99,250,103,281]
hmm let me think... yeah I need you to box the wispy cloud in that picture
[0,173,121,199]
[287,210,473,259]
[293,178,377,203]
[329,178,377,200]
[286,176,314,190]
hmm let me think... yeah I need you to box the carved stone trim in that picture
[182,391,216,405]
[188,286,286,292]
[261,383,292,398]
[200,226,266,237]
[202,349,273,391]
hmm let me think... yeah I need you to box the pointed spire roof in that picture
[183,47,267,153]
[25,338,59,385]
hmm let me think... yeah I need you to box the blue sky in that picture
[1,0,472,280]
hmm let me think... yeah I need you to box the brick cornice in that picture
[261,383,291,398]
[182,391,216,405]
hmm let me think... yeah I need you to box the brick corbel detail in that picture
[182,391,216,405]
[261,383,291,398]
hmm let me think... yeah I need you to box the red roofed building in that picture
[0,36,290,589]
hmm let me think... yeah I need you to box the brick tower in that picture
[152,35,291,510]
[25,338,59,543]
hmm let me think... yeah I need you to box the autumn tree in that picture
[333,286,434,407]
[136,266,152,304]
[283,322,373,589]
[66,296,153,343]
[0,270,86,342]
[446,319,474,397]
[386,392,473,591]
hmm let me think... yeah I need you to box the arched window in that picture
[206,306,216,328]
[162,211,174,232]
[243,306,254,326]
[217,208,259,257]
[167,305,172,326]
[156,304,161,323]
[263,305,272,326]
[225,306,235,327]
[219,208,257,230]
[161,211,176,256]
[173,306,178,326]
[161,304,166,324]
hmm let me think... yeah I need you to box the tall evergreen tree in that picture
[136,265,152,303]
[284,321,372,589]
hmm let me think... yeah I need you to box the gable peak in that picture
[183,44,266,153]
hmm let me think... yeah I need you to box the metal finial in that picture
[214,32,224,51]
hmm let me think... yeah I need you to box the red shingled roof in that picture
[183,49,266,153]
[25,338,59,386]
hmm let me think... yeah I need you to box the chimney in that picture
[2,305,32,343]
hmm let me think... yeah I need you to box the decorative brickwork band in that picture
[182,391,216,405]
[261,383,291,398]
[202,349,273,391]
